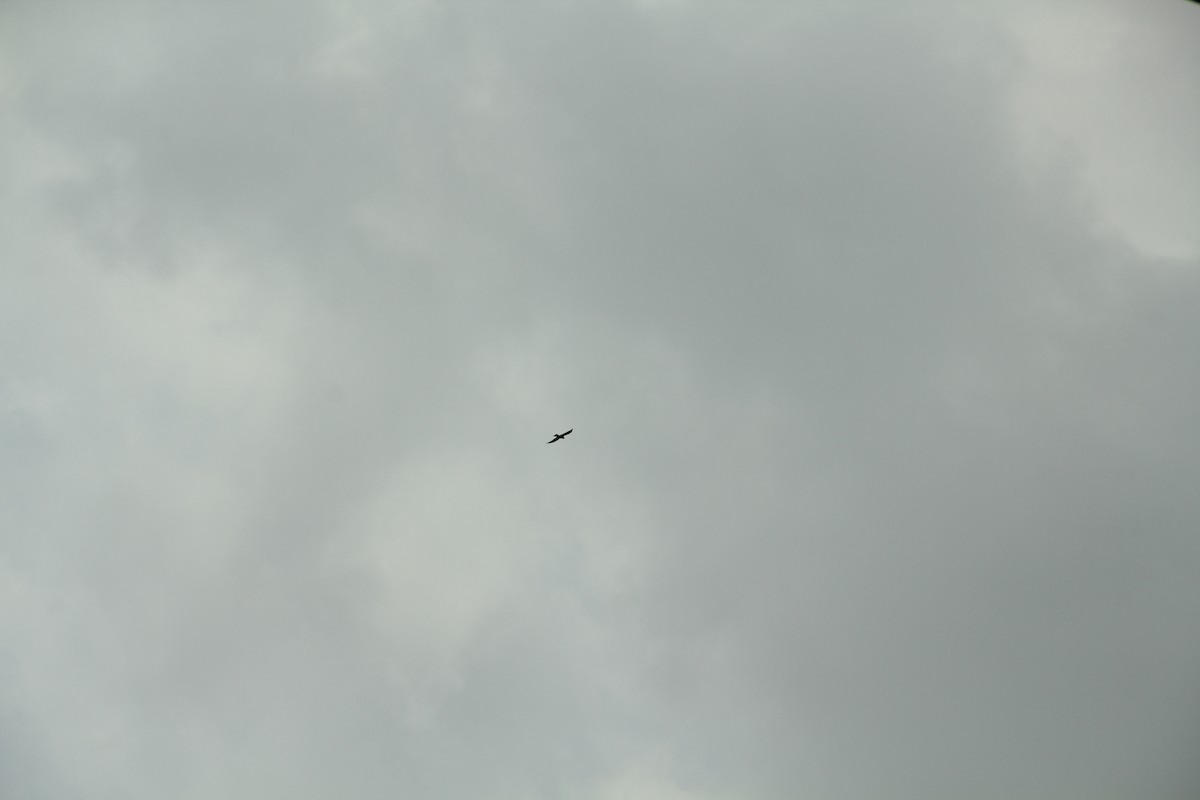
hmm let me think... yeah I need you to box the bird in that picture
[547,428,573,444]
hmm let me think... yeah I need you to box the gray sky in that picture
[2,1,1199,798]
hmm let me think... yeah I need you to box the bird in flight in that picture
[547,428,573,444]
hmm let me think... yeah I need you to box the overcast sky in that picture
[2,1,1199,798]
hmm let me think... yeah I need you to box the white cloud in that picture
[1007,0,1200,259]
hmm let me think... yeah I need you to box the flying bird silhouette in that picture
[547,428,573,444]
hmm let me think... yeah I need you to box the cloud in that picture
[2,1,1198,799]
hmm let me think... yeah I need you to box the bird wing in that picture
[562,429,573,436]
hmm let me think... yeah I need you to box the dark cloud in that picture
[2,1,1198,798]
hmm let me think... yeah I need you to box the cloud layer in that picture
[2,2,1199,798]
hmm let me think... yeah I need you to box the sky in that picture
[2,1,1199,798]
